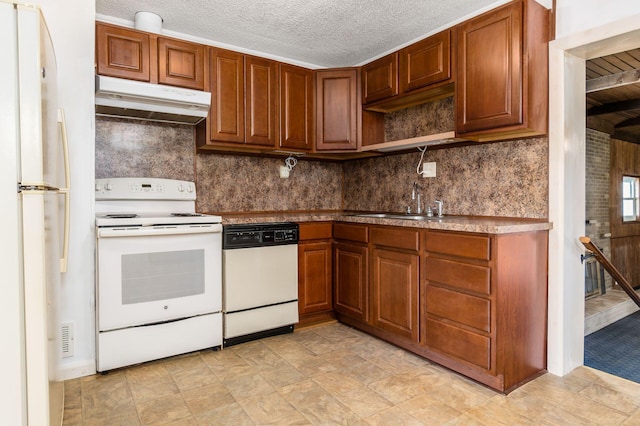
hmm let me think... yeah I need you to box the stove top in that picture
[96,212,222,227]
[95,178,222,227]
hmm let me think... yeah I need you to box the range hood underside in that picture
[95,105,205,125]
[95,75,211,125]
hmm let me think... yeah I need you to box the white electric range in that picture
[95,177,222,372]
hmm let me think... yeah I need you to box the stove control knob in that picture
[104,183,112,191]
[178,183,184,192]
[95,183,102,192]
[186,184,194,193]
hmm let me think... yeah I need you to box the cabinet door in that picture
[362,53,398,104]
[246,56,278,147]
[456,1,523,133]
[370,248,419,342]
[298,241,333,315]
[210,48,245,143]
[316,69,358,151]
[399,30,451,94]
[334,242,368,321]
[279,64,314,151]
[158,37,204,90]
[96,24,150,82]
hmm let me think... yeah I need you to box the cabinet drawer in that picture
[299,222,332,241]
[371,227,419,251]
[426,232,490,260]
[426,257,491,295]
[425,318,491,370]
[334,223,368,243]
[426,286,490,332]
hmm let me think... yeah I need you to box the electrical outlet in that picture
[279,165,290,178]
[422,162,436,178]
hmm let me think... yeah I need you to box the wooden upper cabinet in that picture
[206,50,278,147]
[362,53,398,104]
[96,23,150,82]
[279,64,314,151]
[96,23,206,91]
[209,48,245,143]
[157,37,205,90]
[399,30,451,93]
[316,69,358,151]
[455,0,549,140]
[245,56,279,147]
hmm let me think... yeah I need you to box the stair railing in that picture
[579,236,640,309]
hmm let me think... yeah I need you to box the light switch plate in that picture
[279,165,290,178]
[422,162,436,178]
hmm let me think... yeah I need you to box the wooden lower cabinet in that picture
[297,223,333,326]
[334,242,369,322]
[333,223,369,322]
[369,226,421,343]
[331,222,547,394]
[424,230,548,393]
[370,247,420,342]
[297,221,547,393]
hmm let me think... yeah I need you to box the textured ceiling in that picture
[95,0,512,68]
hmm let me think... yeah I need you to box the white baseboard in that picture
[59,360,96,381]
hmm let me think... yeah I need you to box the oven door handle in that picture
[98,224,222,238]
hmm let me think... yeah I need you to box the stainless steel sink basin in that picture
[347,212,443,221]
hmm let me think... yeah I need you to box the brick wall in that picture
[585,128,612,290]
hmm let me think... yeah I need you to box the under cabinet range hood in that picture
[95,75,211,125]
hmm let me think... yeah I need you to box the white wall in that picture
[548,0,640,376]
[556,0,640,39]
[37,0,96,379]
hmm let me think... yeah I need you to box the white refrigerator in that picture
[0,1,69,425]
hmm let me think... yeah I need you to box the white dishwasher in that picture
[222,223,299,346]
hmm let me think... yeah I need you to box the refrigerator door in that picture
[17,3,61,190]
[21,190,64,426]
[9,3,67,425]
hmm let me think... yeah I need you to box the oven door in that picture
[96,224,222,331]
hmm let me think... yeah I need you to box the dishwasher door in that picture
[223,243,298,340]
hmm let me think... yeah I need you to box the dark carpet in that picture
[584,310,640,384]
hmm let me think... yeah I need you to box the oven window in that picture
[121,249,205,304]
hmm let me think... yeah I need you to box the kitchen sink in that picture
[346,212,444,221]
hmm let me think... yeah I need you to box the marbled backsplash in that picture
[384,97,454,141]
[343,137,549,218]
[96,117,549,218]
[96,117,195,181]
[96,117,342,213]
[195,154,342,213]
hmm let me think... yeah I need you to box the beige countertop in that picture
[218,211,552,234]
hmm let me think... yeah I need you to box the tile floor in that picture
[63,322,640,425]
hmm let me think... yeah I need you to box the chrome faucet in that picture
[411,182,422,214]
[434,200,444,217]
